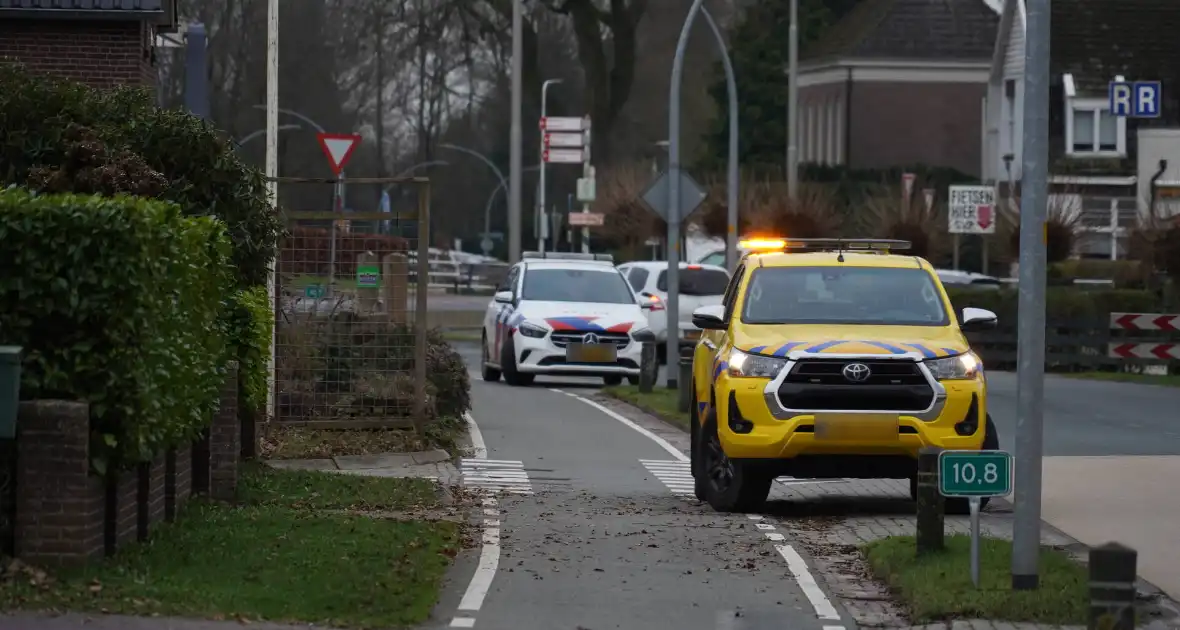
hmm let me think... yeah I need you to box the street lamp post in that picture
[786,0,799,200]
[538,79,563,254]
[698,7,740,271]
[439,144,509,255]
[509,0,524,263]
[484,164,541,254]
[237,124,301,148]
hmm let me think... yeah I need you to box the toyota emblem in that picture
[842,363,871,382]
[582,333,600,345]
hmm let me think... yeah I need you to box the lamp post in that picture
[237,124,301,147]
[509,0,524,262]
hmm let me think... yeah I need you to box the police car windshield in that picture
[741,266,949,326]
[521,268,637,304]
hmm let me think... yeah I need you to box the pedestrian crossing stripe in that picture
[460,458,534,495]
[640,459,695,497]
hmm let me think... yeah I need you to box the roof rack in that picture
[522,251,615,263]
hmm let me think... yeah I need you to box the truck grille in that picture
[778,359,933,412]
[550,331,631,350]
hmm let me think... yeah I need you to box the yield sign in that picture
[316,133,361,175]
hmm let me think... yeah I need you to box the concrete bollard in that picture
[677,349,693,413]
[915,446,945,554]
[639,342,656,393]
[1089,542,1137,630]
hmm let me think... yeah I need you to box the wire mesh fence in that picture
[272,176,430,430]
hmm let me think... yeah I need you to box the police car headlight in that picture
[518,322,548,339]
[924,352,981,380]
[727,348,787,379]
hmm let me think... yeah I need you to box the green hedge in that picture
[0,189,232,473]
[228,286,273,419]
[0,63,280,288]
[945,287,1175,322]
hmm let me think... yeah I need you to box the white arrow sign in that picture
[545,132,584,148]
[540,116,584,131]
[543,148,584,163]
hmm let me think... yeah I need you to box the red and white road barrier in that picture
[1107,343,1180,360]
[1109,312,1180,331]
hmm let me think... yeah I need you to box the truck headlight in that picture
[727,348,787,379]
[924,352,981,380]
[518,322,548,338]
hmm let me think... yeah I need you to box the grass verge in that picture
[0,465,462,628]
[1064,371,1180,388]
[261,414,468,459]
[601,385,689,429]
[863,535,1086,624]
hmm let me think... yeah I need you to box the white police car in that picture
[481,252,656,386]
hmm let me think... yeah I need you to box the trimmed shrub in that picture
[700,178,841,239]
[945,287,1173,323]
[0,63,279,288]
[280,226,409,277]
[228,286,274,419]
[0,189,232,473]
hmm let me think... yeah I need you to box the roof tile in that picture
[0,0,164,11]
[805,0,999,62]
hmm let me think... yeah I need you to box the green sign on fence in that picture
[939,450,1012,497]
[304,284,325,299]
[356,264,380,288]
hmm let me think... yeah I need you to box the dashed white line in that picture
[552,389,689,462]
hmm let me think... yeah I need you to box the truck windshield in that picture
[741,266,949,326]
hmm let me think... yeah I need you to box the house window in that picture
[1066,97,1125,156]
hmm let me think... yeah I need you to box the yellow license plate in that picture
[814,413,900,442]
[567,343,617,363]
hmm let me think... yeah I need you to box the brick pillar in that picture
[15,401,103,566]
[210,362,240,501]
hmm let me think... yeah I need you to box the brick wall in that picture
[0,18,157,88]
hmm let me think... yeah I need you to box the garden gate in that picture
[270,175,431,430]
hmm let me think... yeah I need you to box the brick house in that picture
[0,0,177,88]
[795,0,1001,177]
[980,0,1180,259]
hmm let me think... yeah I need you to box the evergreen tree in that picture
[700,0,863,170]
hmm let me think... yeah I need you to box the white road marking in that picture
[460,459,534,495]
[464,410,487,459]
[556,389,689,462]
[823,626,846,630]
[453,410,499,627]
[457,518,502,612]
[766,532,785,541]
[640,459,696,497]
[777,544,841,620]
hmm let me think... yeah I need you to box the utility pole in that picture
[264,0,279,421]
[786,0,799,199]
[1011,0,1050,591]
[509,0,524,263]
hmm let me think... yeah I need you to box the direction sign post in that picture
[538,115,593,253]
[316,133,361,296]
[948,185,997,272]
[939,450,1013,588]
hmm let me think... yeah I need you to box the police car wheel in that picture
[701,415,771,513]
[500,337,533,386]
[480,335,501,382]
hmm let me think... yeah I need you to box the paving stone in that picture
[332,452,416,470]
[411,448,451,464]
[265,458,337,471]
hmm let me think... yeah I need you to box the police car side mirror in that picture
[960,307,998,331]
[494,290,514,304]
[691,304,727,330]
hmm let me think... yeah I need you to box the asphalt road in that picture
[446,342,847,630]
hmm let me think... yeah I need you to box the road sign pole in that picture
[509,0,523,263]
[970,496,982,587]
[668,0,706,389]
[952,234,960,270]
[1012,0,1049,592]
[582,119,592,254]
